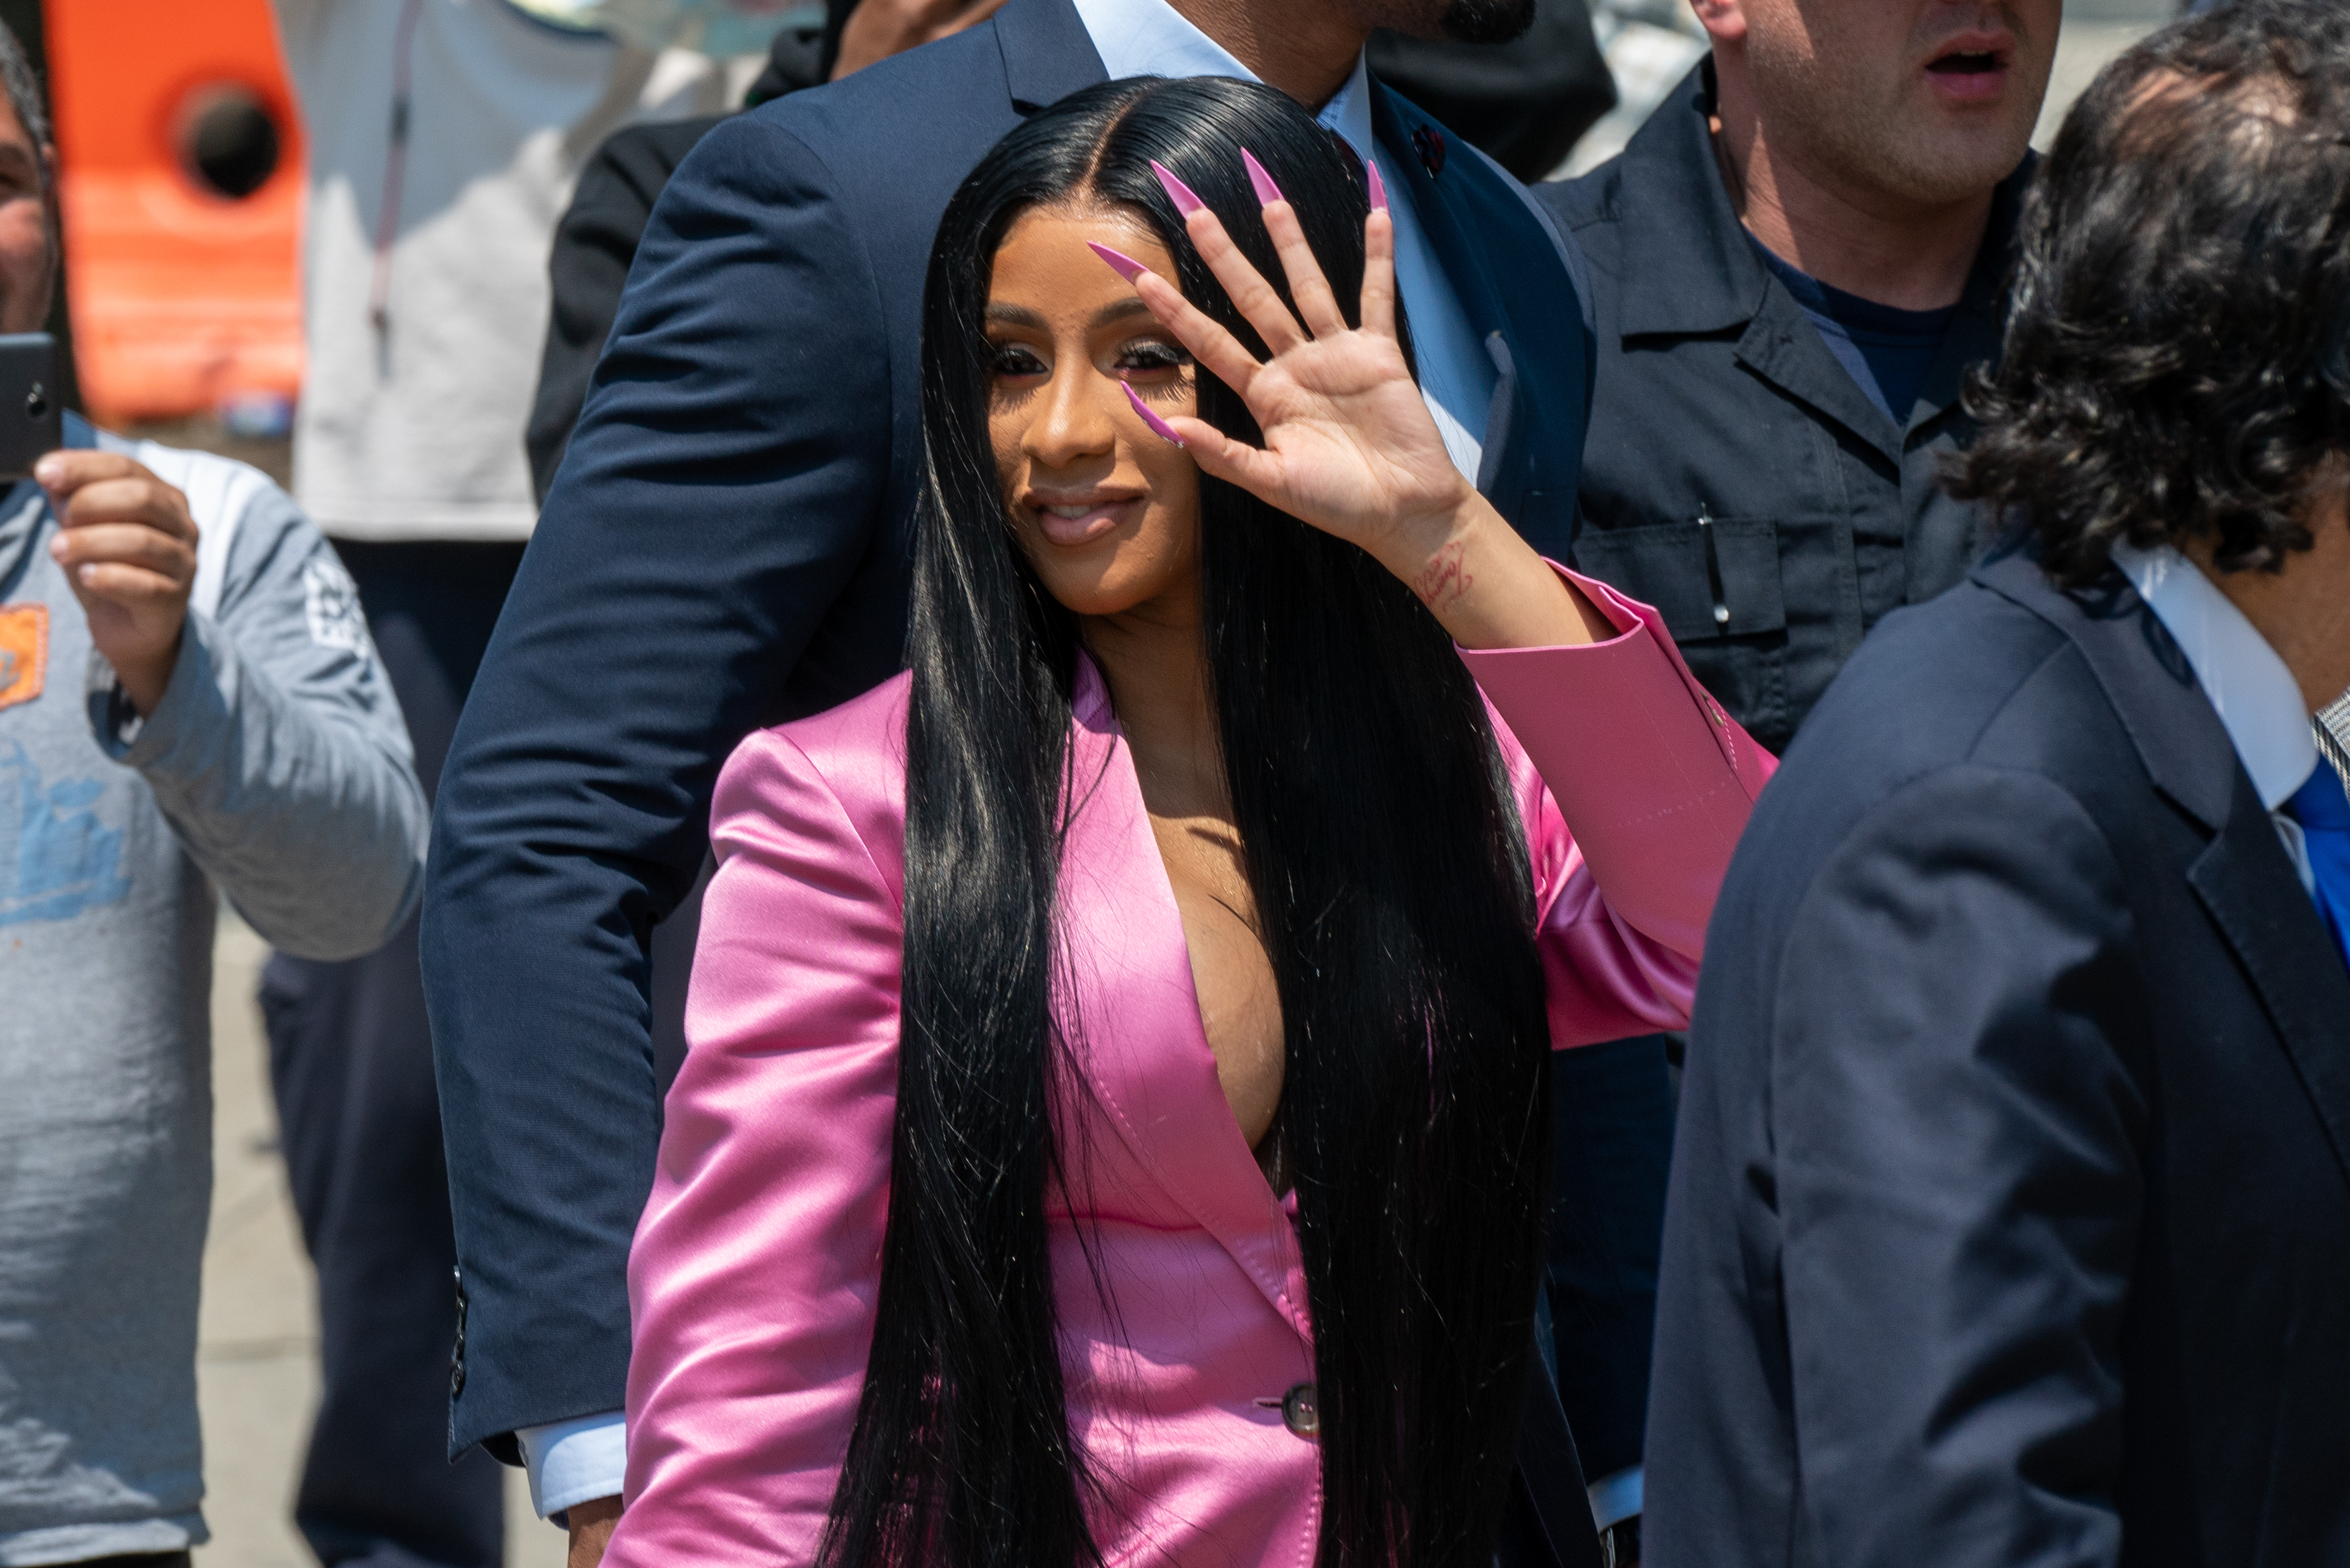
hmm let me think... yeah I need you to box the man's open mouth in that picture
[1928,49,2005,77]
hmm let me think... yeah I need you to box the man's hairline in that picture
[0,22,46,190]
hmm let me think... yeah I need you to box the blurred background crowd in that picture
[0,1,2183,1565]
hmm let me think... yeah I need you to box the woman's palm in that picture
[1236,325,1468,552]
[1124,183,1474,555]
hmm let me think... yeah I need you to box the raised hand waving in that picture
[1096,151,1613,652]
[1092,154,1474,565]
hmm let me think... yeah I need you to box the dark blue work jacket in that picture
[1536,62,2031,755]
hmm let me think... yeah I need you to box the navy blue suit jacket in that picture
[424,0,1596,1471]
[1648,542,2350,1565]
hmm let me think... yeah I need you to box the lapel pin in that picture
[1412,125,1446,179]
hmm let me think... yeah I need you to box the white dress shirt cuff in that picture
[1587,1463,1643,1531]
[517,1411,627,1523]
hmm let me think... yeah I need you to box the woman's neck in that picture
[1081,603,1227,816]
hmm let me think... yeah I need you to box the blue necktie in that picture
[2286,759,2350,968]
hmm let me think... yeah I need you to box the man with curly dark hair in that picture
[1645,3,2350,1562]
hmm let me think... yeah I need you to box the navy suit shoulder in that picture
[1649,548,2350,1565]
[1733,570,2080,853]
[724,23,1026,285]
[527,114,724,505]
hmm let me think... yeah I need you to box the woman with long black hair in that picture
[601,75,1768,1568]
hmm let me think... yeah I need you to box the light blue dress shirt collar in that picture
[1069,0,1250,81]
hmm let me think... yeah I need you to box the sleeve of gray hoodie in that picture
[81,443,428,960]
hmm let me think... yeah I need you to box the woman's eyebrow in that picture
[1092,298,1156,328]
[983,299,1158,331]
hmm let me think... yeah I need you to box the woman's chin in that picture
[1035,567,1180,622]
[1044,585,1146,620]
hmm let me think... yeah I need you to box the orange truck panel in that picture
[47,0,306,423]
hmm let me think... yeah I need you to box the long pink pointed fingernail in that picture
[1123,380,1185,447]
[1150,159,1206,218]
[1366,158,1388,212]
[1242,147,1283,207]
[1087,241,1150,284]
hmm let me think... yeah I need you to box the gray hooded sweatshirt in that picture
[0,416,428,1565]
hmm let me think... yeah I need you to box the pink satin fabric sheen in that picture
[606,566,1772,1568]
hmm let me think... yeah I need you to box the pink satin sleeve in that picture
[1465,563,1777,1047]
[602,726,904,1568]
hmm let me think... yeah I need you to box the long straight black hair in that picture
[823,75,1555,1568]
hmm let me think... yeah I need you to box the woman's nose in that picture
[1024,360,1118,470]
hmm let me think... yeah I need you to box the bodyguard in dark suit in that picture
[1648,8,2350,1560]
[424,0,1605,1558]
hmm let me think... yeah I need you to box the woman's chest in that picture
[1145,809,1284,1157]
[1043,798,1296,1262]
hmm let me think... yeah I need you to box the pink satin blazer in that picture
[605,569,1771,1568]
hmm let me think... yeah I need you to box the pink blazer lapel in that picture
[1052,658,1314,1342]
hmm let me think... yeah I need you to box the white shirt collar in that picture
[1067,0,1369,138]
[2112,540,2316,811]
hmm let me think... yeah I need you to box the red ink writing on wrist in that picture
[1413,539,1473,611]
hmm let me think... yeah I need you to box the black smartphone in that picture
[0,334,62,481]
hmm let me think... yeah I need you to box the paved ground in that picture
[197,913,565,1568]
[185,7,2169,1564]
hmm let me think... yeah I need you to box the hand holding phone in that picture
[42,450,200,719]
[0,332,62,481]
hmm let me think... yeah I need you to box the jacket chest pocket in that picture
[1570,516,1785,640]
[1570,516,1793,749]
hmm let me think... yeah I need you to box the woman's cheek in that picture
[987,414,1026,494]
